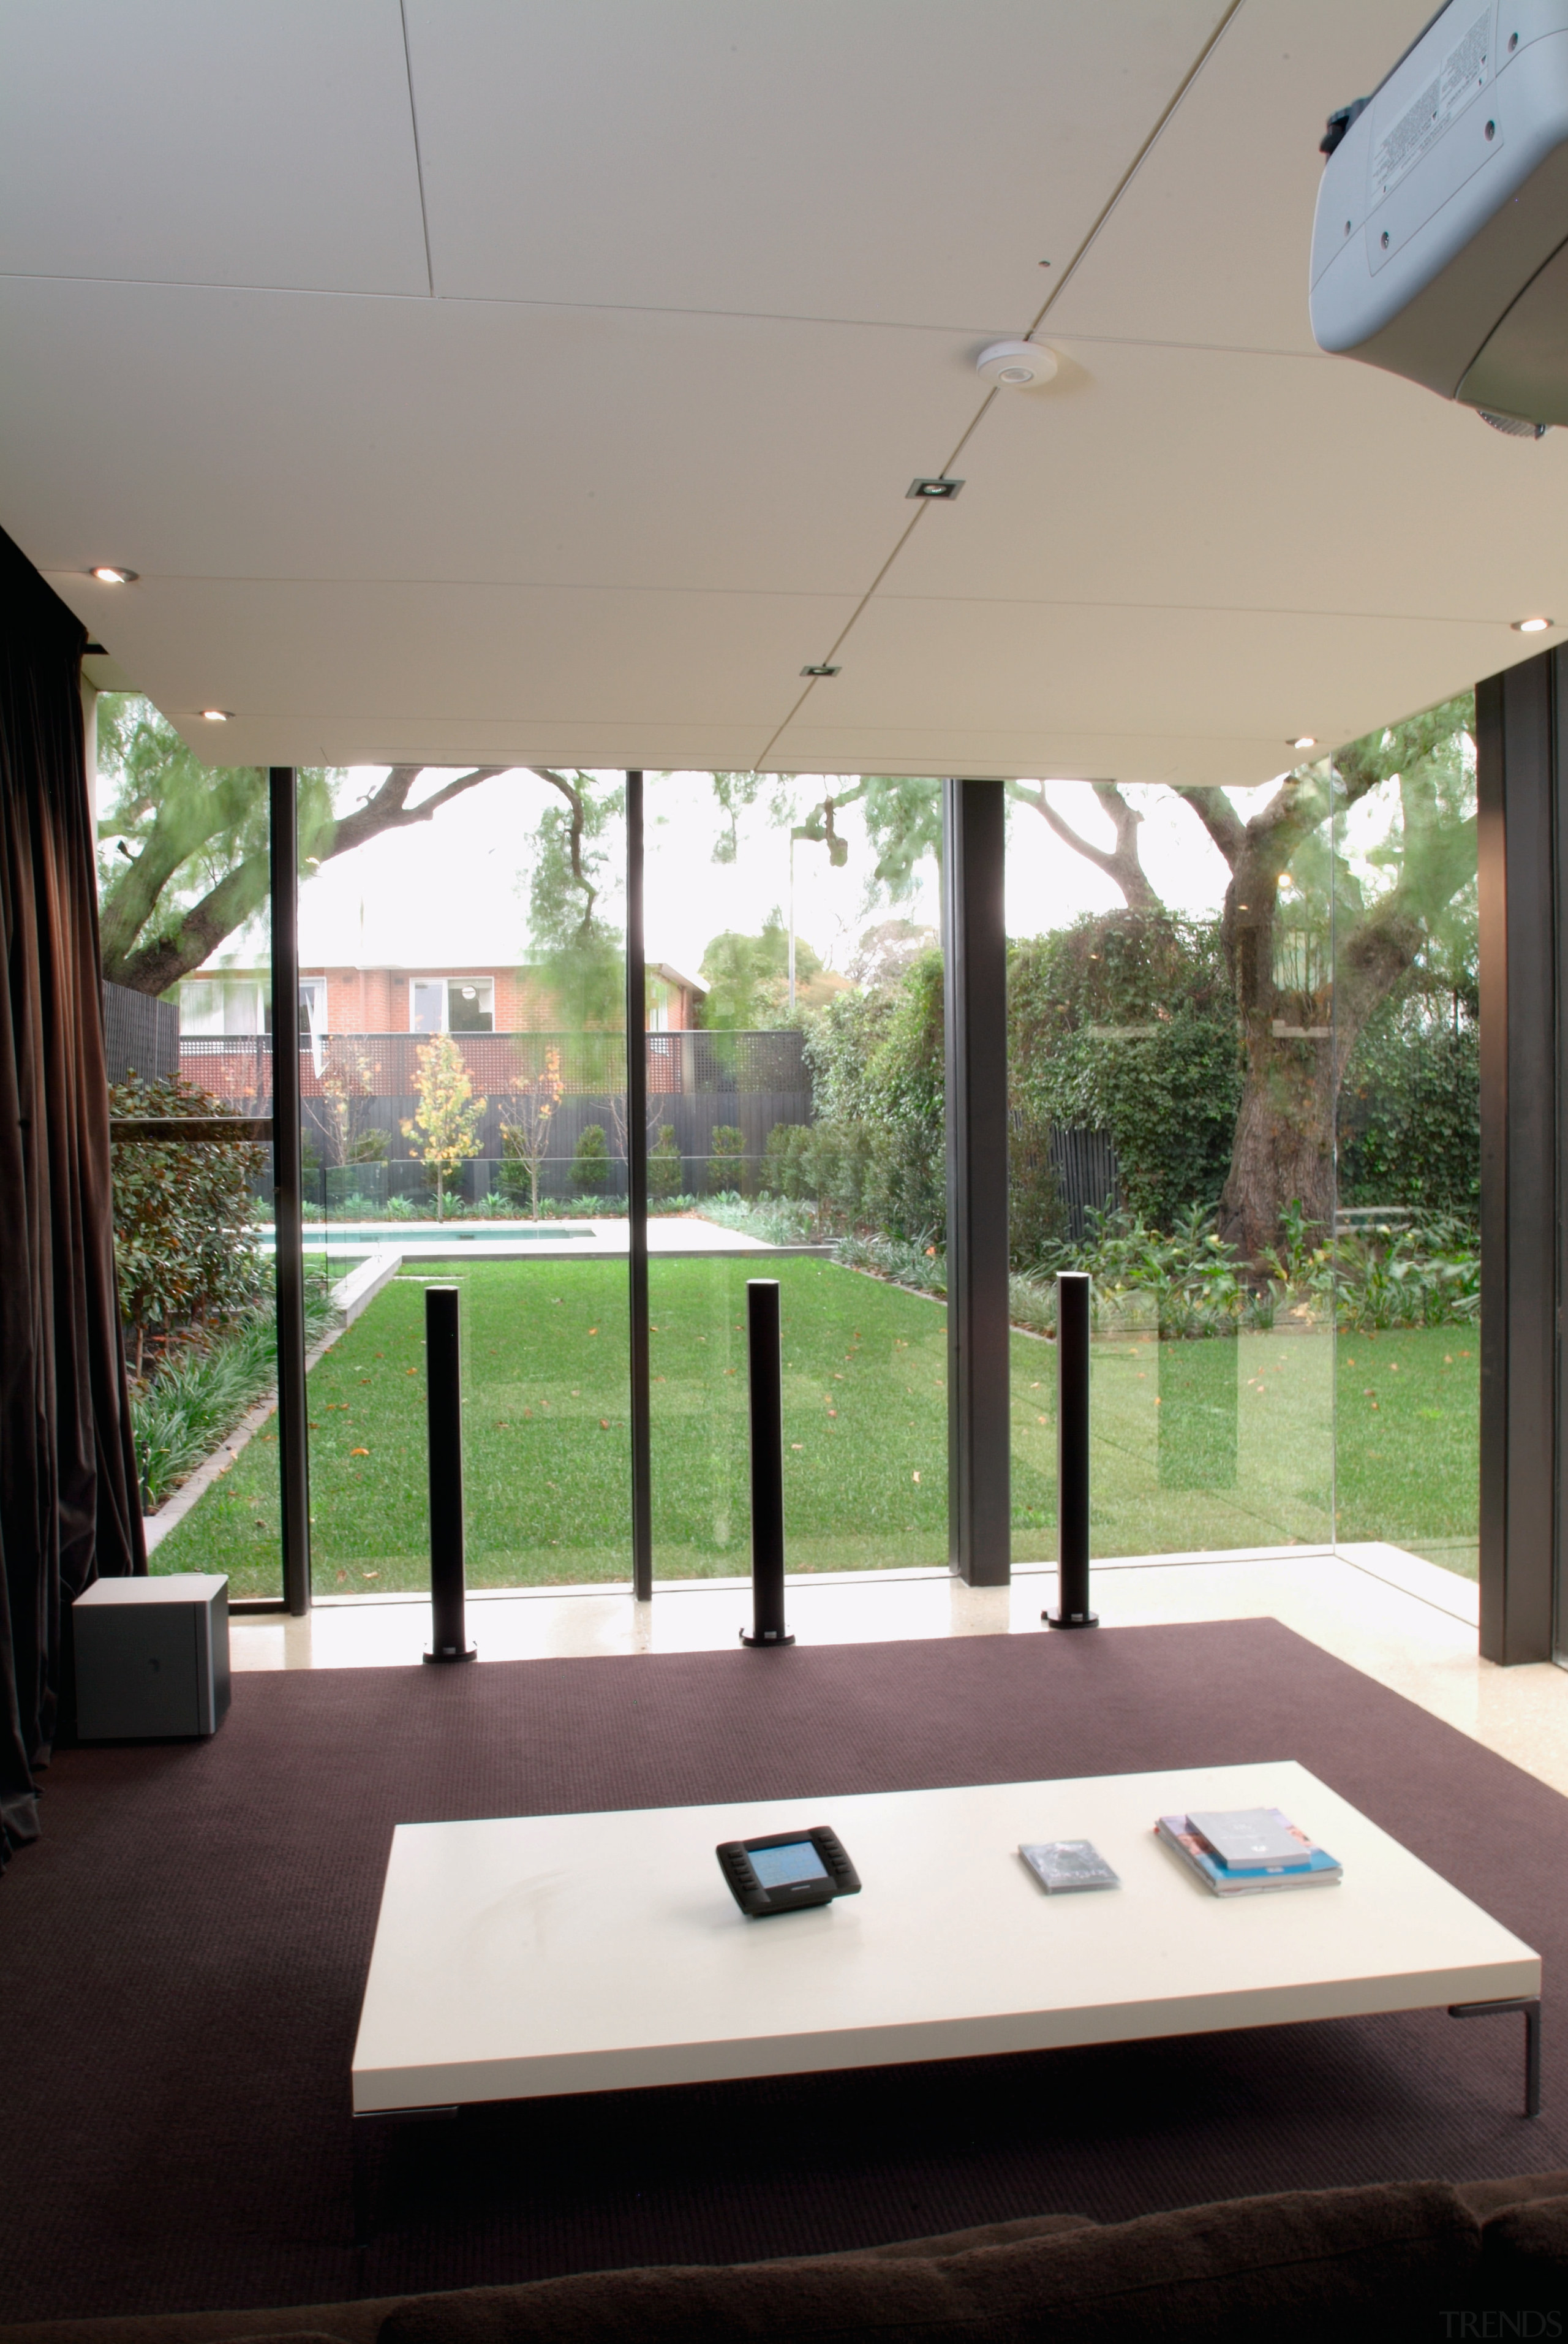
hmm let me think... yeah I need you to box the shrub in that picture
[701,1193,817,1246]
[570,1122,611,1193]
[710,1124,745,1193]
[132,1283,334,1511]
[110,1074,267,1377]
[649,1124,682,1199]
[1338,1008,1479,1216]
[1008,1114,1067,1268]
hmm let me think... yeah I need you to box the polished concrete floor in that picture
[230,1539,1568,1801]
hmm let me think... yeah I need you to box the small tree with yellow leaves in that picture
[402,1035,486,1222]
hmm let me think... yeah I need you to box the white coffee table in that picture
[352,1761,1540,2127]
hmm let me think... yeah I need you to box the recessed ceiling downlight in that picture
[976,339,1057,389]
[1292,736,1317,750]
[90,565,137,584]
[1513,616,1554,633]
[200,709,232,722]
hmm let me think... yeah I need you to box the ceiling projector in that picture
[1310,0,1568,433]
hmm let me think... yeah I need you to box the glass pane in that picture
[94,694,285,1597]
[447,978,493,1032]
[1005,781,1335,1565]
[644,773,948,1579]
[298,765,630,1594]
[1332,698,1480,1583]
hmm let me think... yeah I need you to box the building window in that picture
[410,977,494,1034]
[179,977,268,1034]
[299,978,326,1038]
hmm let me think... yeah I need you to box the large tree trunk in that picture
[1217,1034,1338,1258]
[1212,788,1470,1261]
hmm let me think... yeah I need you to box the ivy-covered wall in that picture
[1008,913,1241,1233]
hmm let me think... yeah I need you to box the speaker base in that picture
[423,1643,478,1663]
[740,1628,795,1647]
[1042,1609,1099,1630]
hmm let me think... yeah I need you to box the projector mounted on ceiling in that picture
[1310,0,1568,434]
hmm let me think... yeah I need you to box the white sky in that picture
[270,766,1287,982]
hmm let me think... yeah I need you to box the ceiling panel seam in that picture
[759,0,1248,774]
[0,275,1329,366]
[399,0,435,297]
[1026,0,1245,337]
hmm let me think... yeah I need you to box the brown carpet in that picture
[1,1617,1562,2320]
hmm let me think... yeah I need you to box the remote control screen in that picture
[750,1840,829,1888]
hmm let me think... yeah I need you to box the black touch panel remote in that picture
[715,1825,862,1918]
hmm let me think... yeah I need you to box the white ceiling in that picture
[1,0,1555,783]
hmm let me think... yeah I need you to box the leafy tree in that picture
[698,912,832,1027]
[1172,699,1476,1255]
[522,768,624,1029]
[848,919,938,991]
[778,701,1478,1259]
[401,1035,486,1221]
[805,948,946,1238]
[499,1045,563,1219]
[96,696,507,996]
[318,1044,388,1168]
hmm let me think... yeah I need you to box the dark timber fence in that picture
[102,982,179,1086]
[174,1028,1120,1227]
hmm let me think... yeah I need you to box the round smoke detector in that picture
[976,339,1057,389]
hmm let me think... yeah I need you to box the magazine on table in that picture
[1157,1813,1342,1896]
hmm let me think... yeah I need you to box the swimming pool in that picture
[279,1222,599,1246]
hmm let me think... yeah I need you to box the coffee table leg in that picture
[1447,1997,1542,2117]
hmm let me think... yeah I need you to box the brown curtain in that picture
[0,526,142,1870]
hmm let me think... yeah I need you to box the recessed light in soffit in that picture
[801,664,841,678]
[89,565,137,584]
[907,477,964,500]
[1513,616,1554,632]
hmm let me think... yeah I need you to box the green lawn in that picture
[149,1260,1479,1595]
[1332,1323,1480,1578]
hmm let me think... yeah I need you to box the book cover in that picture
[1156,1817,1341,1896]
[1019,1840,1121,1894]
[1185,1807,1317,1870]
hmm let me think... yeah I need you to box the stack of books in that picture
[1156,1806,1342,1896]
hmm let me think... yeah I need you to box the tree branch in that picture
[321,764,504,860]
[111,763,508,994]
[111,852,274,996]
[529,767,597,934]
[1009,781,1163,910]
[1169,785,1247,870]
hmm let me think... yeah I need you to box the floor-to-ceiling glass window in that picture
[94,694,286,1595]
[142,760,631,1592]
[643,773,949,1579]
[1002,712,1479,1582]
[1331,697,1480,1580]
[1005,775,1335,1564]
[296,764,631,1594]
